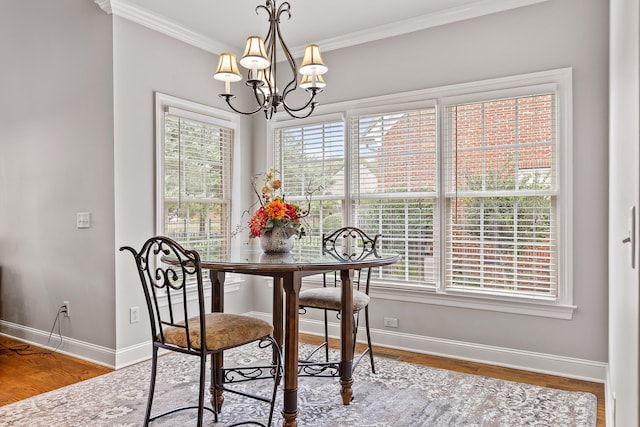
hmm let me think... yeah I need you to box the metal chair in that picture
[120,236,282,427]
[298,227,380,374]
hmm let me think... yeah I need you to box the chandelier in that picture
[213,0,328,120]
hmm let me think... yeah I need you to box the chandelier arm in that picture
[275,19,298,95]
[281,100,317,119]
[252,86,266,105]
[276,2,292,21]
[275,12,307,114]
[260,2,278,97]
[256,3,269,17]
[254,87,278,114]
[281,90,319,113]
[220,95,265,116]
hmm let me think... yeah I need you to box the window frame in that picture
[270,113,348,244]
[267,69,574,319]
[440,85,562,299]
[347,101,439,287]
[154,92,242,291]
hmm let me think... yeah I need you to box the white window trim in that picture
[154,92,242,290]
[154,92,240,236]
[158,276,245,311]
[270,68,575,319]
[297,279,574,320]
[437,77,572,308]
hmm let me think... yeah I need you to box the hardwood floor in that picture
[0,335,112,405]
[0,334,604,426]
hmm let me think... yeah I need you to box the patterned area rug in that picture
[0,344,596,427]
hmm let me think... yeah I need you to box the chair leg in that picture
[323,309,329,362]
[365,306,376,374]
[196,352,208,427]
[144,346,159,427]
[352,312,359,352]
[211,353,220,420]
[267,336,283,427]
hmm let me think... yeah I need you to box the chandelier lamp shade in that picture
[213,0,328,120]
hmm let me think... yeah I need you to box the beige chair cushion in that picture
[163,313,273,351]
[298,287,370,311]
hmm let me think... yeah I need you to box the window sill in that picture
[158,276,243,307]
[373,283,576,319]
[301,277,576,320]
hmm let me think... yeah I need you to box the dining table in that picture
[198,241,401,427]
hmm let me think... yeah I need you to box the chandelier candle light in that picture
[213,0,328,120]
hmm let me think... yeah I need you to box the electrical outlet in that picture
[130,306,140,324]
[383,317,398,328]
[62,300,70,318]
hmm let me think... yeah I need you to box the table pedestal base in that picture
[282,410,298,427]
[340,378,353,405]
[210,388,224,412]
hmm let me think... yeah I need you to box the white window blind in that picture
[270,69,571,310]
[443,93,558,298]
[162,112,233,257]
[350,108,438,285]
[274,120,345,244]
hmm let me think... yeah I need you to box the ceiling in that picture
[95,0,548,55]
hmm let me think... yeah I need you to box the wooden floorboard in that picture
[0,334,605,426]
[0,335,112,405]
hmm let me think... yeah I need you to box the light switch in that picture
[77,212,91,229]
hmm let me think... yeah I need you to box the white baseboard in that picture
[0,320,181,370]
[0,320,116,369]
[2,314,608,385]
[115,340,153,369]
[248,311,607,384]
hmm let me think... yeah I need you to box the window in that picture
[155,93,237,258]
[271,69,573,316]
[443,93,557,299]
[350,106,437,285]
[274,116,345,247]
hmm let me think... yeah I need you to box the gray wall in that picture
[0,0,257,367]
[112,17,256,364]
[255,0,609,363]
[0,0,116,349]
[347,0,609,362]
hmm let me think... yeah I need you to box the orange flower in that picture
[241,167,311,239]
[266,199,286,220]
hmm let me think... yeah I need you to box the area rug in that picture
[0,344,596,427]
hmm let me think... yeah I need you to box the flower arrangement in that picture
[248,167,308,239]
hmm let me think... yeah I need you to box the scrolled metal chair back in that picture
[120,236,205,352]
[322,226,380,262]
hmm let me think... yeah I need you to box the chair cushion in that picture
[298,287,370,311]
[162,313,273,351]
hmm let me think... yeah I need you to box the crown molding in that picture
[316,0,550,54]
[94,0,233,54]
[95,0,549,57]
[94,0,112,15]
